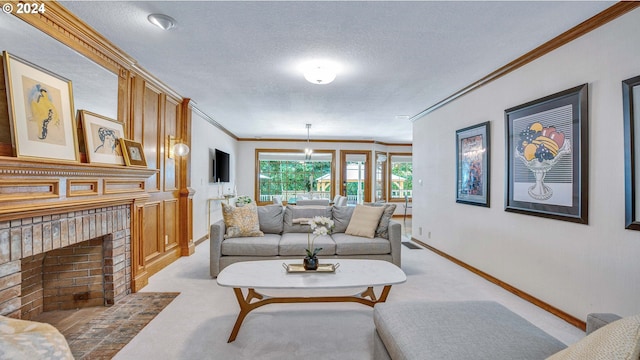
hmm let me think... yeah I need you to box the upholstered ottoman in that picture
[373,301,567,360]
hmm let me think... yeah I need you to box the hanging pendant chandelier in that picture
[304,124,313,160]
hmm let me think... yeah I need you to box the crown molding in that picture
[237,138,412,146]
[410,1,640,122]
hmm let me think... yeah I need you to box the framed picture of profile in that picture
[79,110,125,165]
[2,51,79,162]
[119,138,148,167]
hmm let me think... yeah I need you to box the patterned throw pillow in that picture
[546,314,640,360]
[222,203,264,239]
[369,203,397,239]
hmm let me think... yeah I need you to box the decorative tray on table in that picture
[283,263,340,273]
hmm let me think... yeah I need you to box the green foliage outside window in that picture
[259,160,332,199]
[390,159,413,199]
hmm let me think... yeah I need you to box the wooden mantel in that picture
[0,156,157,221]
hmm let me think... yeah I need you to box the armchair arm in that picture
[586,313,622,335]
[387,220,402,268]
[210,220,226,278]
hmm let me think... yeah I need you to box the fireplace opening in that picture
[20,234,119,321]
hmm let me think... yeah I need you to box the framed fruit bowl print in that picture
[504,84,588,224]
[456,121,490,207]
[119,138,148,167]
[2,51,79,162]
[80,110,125,165]
[623,74,640,230]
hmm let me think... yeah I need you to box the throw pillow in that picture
[332,205,355,233]
[345,205,385,239]
[222,202,264,239]
[283,205,332,233]
[546,314,640,360]
[257,204,284,234]
[369,203,397,239]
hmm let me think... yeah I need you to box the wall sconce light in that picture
[168,135,190,159]
[377,154,388,163]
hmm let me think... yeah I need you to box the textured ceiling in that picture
[25,1,618,142]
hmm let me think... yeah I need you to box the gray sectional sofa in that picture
[210,204,401,278]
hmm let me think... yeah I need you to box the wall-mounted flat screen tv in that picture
[215,148,230,183]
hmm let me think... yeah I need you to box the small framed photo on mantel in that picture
[456,121,490,207]
[119,138,148,167]
[80,110,125,165]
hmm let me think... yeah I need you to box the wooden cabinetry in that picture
[2,2,195,292]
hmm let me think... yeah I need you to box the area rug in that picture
[61,292,179,359]
[402,241,422,249]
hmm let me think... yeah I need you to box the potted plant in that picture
[235,195,252,207]
[304,216,334,270]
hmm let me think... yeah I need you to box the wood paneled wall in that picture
[3,1,194,292]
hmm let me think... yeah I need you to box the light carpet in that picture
[113,240,585,359]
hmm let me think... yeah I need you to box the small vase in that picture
[303,256,318,271]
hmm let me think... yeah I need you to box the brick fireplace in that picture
[0,156,156,319]
[0,206,132,319]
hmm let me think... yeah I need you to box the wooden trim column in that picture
[179,99,194,256]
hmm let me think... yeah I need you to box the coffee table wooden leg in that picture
[361,287,377,301]
[226,285,395,342]
[228,288,252,343]
[378,285,392,302]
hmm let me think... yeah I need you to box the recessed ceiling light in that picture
[395,115,410,121]
[147,14,176,31]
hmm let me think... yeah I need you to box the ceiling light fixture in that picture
[304,123,313,160]
[303,63,336,85]
[147,14,176,31]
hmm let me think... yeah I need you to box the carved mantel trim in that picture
[0,157,157,221]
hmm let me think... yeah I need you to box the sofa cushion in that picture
[283,205,332,233]
[345,205,385,238]
[222,203,264,238]
[332,206,354,233]
[257,204,284,234]
[370,203,397,239]
[279,233,336,256]
[374,301,566,360]
[546,313,640,360]
[332,233,390,255]
[221,234,280,256]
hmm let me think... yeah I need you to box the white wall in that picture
[190,112,238,241]
[412,8,640,320]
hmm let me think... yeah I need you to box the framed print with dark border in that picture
[505,84,588,224]
[119,138,147,167]
[80,110,125,165]
[2,51,79,162]
[456,121,490,207]
[623,75,640,230]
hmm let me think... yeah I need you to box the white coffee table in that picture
[216,259,406,342]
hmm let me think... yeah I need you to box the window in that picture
[388,153,412,201]
[375,152,388,202]
[340,151,371,205]
[256,150,335,204]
